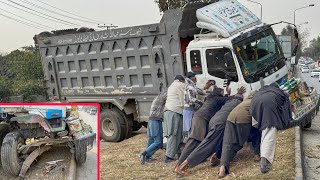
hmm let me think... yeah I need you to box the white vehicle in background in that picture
[301,67,309,73]
[310,69,320,77]
[89,109,97,115]
[299,64,308,70]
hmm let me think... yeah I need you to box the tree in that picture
[6,46,44,80]
[0,76,11,101]
[280,25,309,60]
[0,46,47,101]
[303,36,320,60]
[154,0,215,12]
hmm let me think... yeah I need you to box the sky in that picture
[0,0,319,53]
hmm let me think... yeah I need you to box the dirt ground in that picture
[0,146,71,180]
[101,127,295,180]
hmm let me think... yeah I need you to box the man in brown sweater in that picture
[218,92,261,178]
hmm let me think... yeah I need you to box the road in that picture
[298,69,320,180]
[78,110,98,180]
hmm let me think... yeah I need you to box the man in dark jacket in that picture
[250,84,293,173]
[174,87,245,174]
[174,98,243,176]
[218,92,261,178]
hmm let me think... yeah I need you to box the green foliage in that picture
[11,79,46,101]
[0,46,47,101]
[154,0,214,12]
[0,76,11,101]
[303,36,320,60]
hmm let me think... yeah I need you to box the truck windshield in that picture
[233,29,286,83]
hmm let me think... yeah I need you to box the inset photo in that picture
[0,103,98,180]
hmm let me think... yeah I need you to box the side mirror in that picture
[293,28,299,40]
[292,28,299,58]
[292,44,298,56]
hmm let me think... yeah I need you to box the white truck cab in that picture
[186,0,288,96]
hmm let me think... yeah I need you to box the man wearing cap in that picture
[163,75,185,163]
[182,72,212,143]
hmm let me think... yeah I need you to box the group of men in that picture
[139,71,293,178]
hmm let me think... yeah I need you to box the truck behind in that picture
[35,0,319,142]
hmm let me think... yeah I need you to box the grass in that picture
[101,127,295,180]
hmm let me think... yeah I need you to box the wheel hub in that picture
[103,119,114,136]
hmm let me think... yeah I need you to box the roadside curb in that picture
[67,152,77,180]
[295,126,304,180]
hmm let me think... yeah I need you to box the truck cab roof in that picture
[187,23,265,49]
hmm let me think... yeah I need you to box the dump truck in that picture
[35,0,319,142]
[0,106,96,178]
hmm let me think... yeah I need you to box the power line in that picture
[0,1,74,26]
[7,0,81,26]
[0,12,45,30]
[33,0,105,24]
[18,0,99,24]
[0,7,53,29]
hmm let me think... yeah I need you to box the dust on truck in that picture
[35,0,318,142]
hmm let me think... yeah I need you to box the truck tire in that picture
[302,112,313,129]
[1,132,25,176]
[100,109,126,142]
[132,121,142,131]
[303,121,312,128]
[110,109,133,138]
[74,140,87,165]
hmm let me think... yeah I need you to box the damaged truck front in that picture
[35,0,319,142]
[0,106,95,178]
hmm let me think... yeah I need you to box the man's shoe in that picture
[145,157,153,163]
[260,157,272,173]
[164,156,175,163]
[139,153,146,165]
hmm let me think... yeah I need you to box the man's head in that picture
[186,72,196,83]
[212,87,224,96]
[174,75,185,83]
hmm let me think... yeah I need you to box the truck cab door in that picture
[203,47,240,95]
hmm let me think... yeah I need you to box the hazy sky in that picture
[0,0,319,53]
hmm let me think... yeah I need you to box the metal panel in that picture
[38,10,184,102]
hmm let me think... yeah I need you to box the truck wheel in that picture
[100,109,126,142]
[74,140,87,165]
[302,112,313,129]
[303,121,312,128]
[132,121,142,131]
[1,132,25,176]
[110,109,133,138]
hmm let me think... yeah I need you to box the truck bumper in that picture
[74,133,96,151]
[288,95,320,128]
